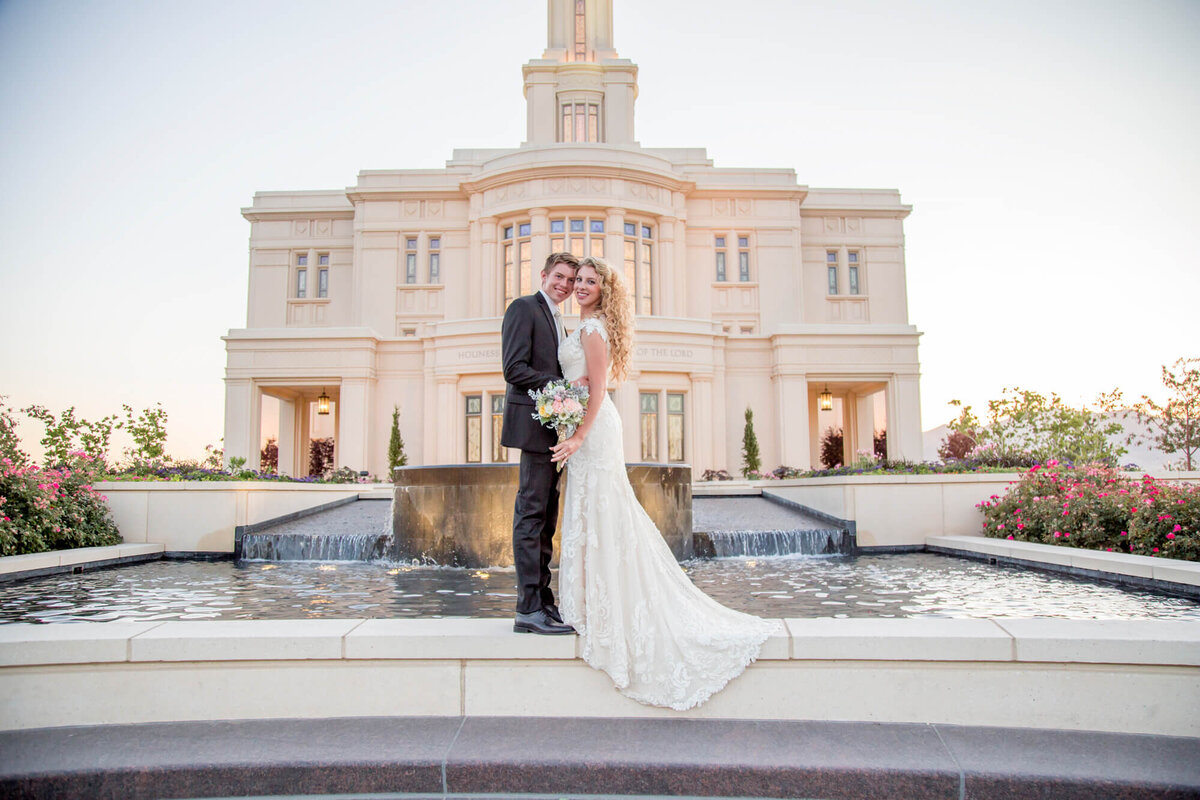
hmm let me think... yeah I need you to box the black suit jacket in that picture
[500,293,563,452]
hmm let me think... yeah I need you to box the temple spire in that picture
[523,0,637,146]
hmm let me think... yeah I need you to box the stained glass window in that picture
[466,395,482,463]
[640,393,658,462]
[491,395,506,462]
[667,393,685,462]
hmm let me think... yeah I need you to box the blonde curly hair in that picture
[577,256,632,383]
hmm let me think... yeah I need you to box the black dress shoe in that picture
[543,603,563,624]
[514,608,575,635]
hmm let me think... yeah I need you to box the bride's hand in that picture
[550,435,583,464]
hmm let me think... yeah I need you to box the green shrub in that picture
[0,453,120,556]
[978,462,1199,561]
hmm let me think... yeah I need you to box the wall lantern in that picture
[818,384,833,412]
[317,388,331,415]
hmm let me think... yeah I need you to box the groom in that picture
[501,252,581,635]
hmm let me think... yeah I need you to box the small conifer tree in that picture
[741,406,761,477]
[388,405,408,475]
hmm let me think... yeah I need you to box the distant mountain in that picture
[920,412,1180,472]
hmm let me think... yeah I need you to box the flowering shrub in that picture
[978,462,1199,562]
[0,453,120,556]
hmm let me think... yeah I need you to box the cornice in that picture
[241,207,356,222]
[460,162,693,195]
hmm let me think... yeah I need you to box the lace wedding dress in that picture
[557,316,775,711]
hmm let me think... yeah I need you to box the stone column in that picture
[298,398,312,476]
[886,375,923,461]
[530,208,549,282]
[656,216,675,317]
[479,216,498,316]
[337,378,372,473]
[222,379,260,471]
[775,372,811,470]
[691,374,713,475]
[856,392,876,460]
[277,397,296,477]
[435,376,458,464]
[605,207,624,272]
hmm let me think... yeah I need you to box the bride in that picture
[550,256,775,711]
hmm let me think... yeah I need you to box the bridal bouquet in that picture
[529,379,589,471]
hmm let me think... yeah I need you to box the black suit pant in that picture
[513,448,560,614]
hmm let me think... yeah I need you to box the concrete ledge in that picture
[927,534,1200,598]
[0,716,1197,800]
[0,544,165,583]
[1,618,1198,735]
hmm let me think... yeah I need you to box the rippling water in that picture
[0,553,1196,624]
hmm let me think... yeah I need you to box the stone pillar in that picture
[436,376,458,463]
[298,398,312,476]
[691,374,713,474]
[605,207,623,271]
[775,373,811,470]
[479,216,498,316]
[857,392,877,459]
[222,379,260,471]
[887,375,923,462]
[530,208,549,282]
[277,397,296,477]
[657,216,675,317]
[337,379,372,473]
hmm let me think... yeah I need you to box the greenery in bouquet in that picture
[529,379,589,435]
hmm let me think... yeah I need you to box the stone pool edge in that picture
[927,534,1200,599]
[1,617,1198,737]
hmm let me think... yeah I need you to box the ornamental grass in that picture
[979,462,1199,562]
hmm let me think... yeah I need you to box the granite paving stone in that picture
[934,723,1200,800]
[445,717,960,799]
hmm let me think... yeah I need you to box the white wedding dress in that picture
[557,317,774,711]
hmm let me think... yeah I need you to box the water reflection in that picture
[0,553,1196,624]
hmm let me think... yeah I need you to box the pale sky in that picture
[1,0,1197,464]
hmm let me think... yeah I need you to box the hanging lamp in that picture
[818,384,833,412]
[317,388,331,415]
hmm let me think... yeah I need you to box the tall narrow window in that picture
[405,238,418,284]
[848,251,860,295]
[574,0,586,61]
[667,393,685,462]
[428,237,441,283]
[738,236,750,281]
[317,253,329,298]
[640,393,659,461]
[559,102,602,142]
[715,237,727,281]
[623,221,654,314]
[826,251,839,295]
[491,395,507,462]
[465,395,482,463]
[502,222,533,304]
[295,253,307,298]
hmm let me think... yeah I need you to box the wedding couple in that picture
[500,252,774,711]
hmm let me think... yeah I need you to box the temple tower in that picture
[523,0,638,145]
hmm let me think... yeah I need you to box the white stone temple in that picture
[222,0,923,478]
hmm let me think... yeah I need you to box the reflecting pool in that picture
[1,553,1197,623]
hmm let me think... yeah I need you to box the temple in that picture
[222,0,923,477]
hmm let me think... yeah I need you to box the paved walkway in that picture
[2,716,1198,799]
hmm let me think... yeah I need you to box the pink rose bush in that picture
[0,452,120,556]
[978,463,1199,562]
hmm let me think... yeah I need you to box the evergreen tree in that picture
[741,407,761,477]
[388,405,408,475]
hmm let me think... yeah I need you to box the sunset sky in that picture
[1,0,1197,464]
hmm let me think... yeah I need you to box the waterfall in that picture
[705,528,851,558]
[239,532,392,561]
